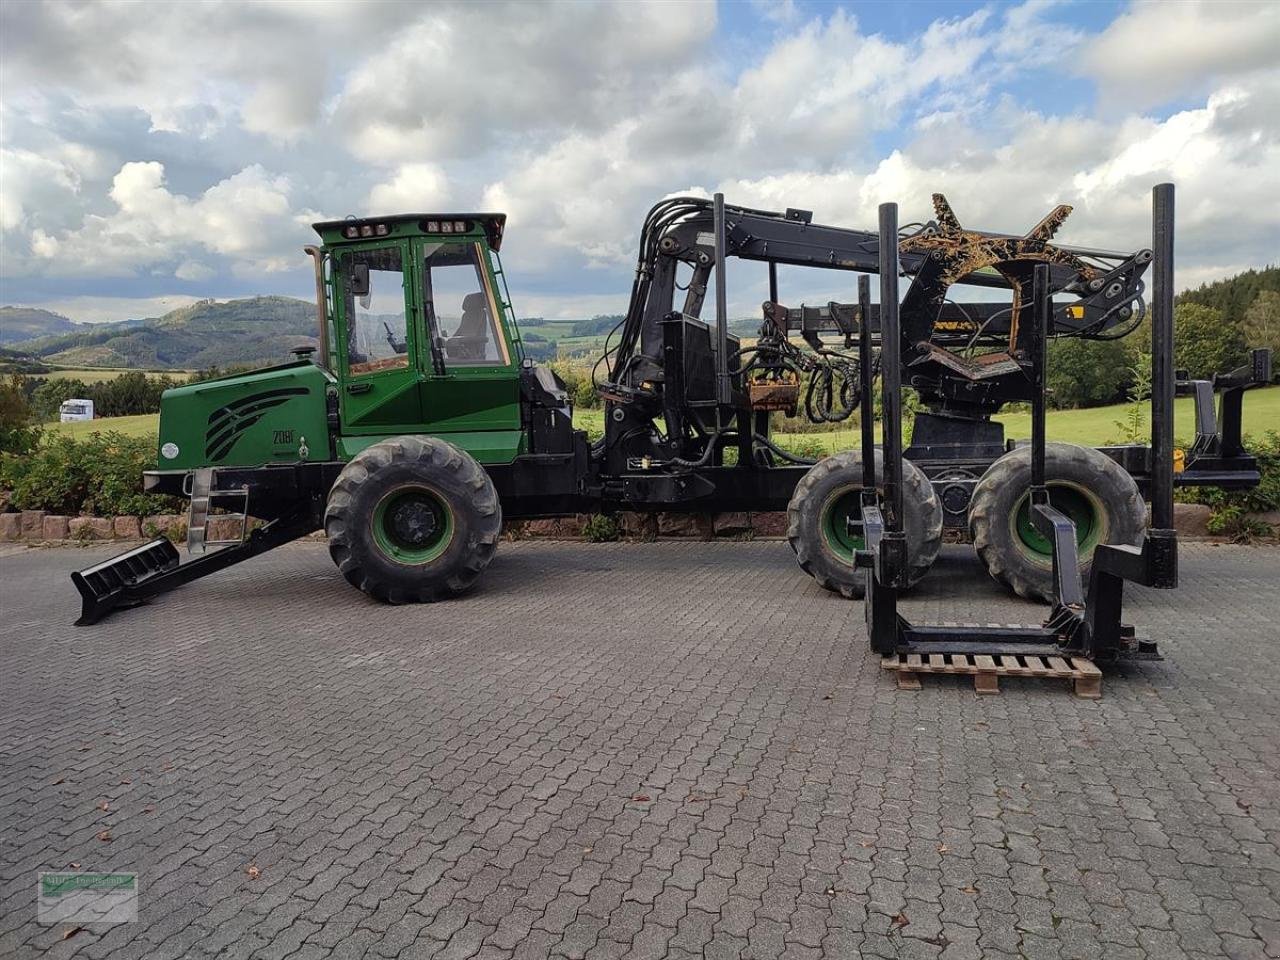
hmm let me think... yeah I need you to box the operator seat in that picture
[445,292,491,361]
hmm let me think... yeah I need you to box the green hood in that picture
[156,360,334,470]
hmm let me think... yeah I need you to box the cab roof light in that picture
[341,222,390,239]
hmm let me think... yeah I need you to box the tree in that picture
[1046,337,1133,409]
[0,375,41,454]
[1242,290,1280,356]
[1173,302,1247,380]
[1178,266,1279,324]
[32,378,92,421]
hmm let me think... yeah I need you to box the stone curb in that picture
[2,503,1275,545]
[0,511,189,544]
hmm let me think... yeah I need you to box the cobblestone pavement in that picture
[1,540,1278,959]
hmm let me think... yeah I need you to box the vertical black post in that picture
[877,203,903,532]
[857,275,876,489]
[713,192,731,406]
[753,258,777,461]
[1151,183,1175,530]
[1030,263,1050,489]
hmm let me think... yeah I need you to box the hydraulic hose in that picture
[753,432,818,466]
[669,429,738,469]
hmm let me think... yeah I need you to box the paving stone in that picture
[0,541,1276,960]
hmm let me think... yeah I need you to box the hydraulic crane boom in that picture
[602,195,1153,418]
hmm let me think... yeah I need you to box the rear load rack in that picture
[1176,348,1272,490]
[857,185,1182,670]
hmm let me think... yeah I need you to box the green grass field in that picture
[996,385,1279,446]
[43,385,1278,452]
[577,385,1279,454]
[45,413,162,439]
[39,366,193,383]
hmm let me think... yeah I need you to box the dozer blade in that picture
[69,510,319,626]
[71,538,181,625]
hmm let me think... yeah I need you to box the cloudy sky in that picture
[1,0,1277,323]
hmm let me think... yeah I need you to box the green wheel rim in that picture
[1012,482,1104,557]
[820,487,865,562]
[372,485,454,564]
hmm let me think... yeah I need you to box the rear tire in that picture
[787,450,943,599]
[969,441,1146,602]
[325,436,501,603]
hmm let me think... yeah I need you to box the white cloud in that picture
[0,1,395,140]
[482,124,664,270]
[478,1,1101,277]
[749,0,799,26]
[26,161,298,276]
[1,0,1277,309]
[175,260,215,282]
[0,147,81,231]
[717,82,1280,291]
[8,295,204,324]
[329,1,716,166]
[1081,0,1280,106]
[367,164,450,213]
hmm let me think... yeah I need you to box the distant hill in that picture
[11,296,318,369]
[0,306,80,345]
[7,265,1274,373]
[1178,266,1279,325]
[0,346,54,375]
[569,314,624,338]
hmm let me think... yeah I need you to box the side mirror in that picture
[349,262,370,298]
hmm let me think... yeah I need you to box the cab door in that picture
[413,239,521,436]
[335,241,423,432]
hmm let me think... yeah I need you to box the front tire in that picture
[787,450,943,599]
[969,441,1146,601]
[325,436,501,603]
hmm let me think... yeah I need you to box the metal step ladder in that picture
[186,468,250,554]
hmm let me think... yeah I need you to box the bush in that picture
[1176,430,1280,541]
[549,360,600,409]
[0,431,184,517]
[581,513,621,542]
[142,517,188,543]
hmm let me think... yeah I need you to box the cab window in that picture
[343,246,409,375]
[424,242,506,366]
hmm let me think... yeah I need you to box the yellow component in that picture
[1067,304,1085,319]
[1173,448,1186,473]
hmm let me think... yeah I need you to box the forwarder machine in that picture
[73,184,1270,643]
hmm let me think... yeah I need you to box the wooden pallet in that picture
[881,652,1103,698]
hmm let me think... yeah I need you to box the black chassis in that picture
[144,340,1270,532]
